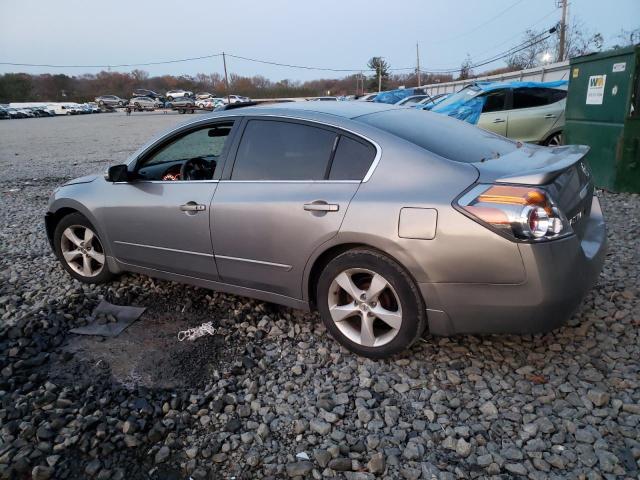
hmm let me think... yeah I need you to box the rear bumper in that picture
[421,195,607,335]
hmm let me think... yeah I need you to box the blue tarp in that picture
[425,80,568,125]
[373,88,425,104]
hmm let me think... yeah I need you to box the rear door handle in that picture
[180,202,206,212]
[544,114,556,119]
[492,118,506,123]
[304,203,339,212]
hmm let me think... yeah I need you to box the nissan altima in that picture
[45,102,606,358]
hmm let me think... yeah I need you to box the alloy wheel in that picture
[547,133,563,147]
[327,268,402,347]
[60,225,105,277]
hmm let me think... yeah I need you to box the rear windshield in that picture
[358,108,518,163]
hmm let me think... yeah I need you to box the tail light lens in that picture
[457,184,571,241]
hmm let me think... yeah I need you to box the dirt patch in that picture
[49,309,239,390]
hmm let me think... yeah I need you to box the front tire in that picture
[316,249,427,359]
[54,213,114,284]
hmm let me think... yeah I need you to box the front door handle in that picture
[180,202,206,212]
[544,114,556,119]
[492,118,506,123]
[304,202,339,212]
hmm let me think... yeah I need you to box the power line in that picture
[0,28,556,79]
[225,53,373,72]
[420,29,555,74]
[431,0,528,45]
[0,53,223,69]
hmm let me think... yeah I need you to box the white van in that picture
[47,104,78,115]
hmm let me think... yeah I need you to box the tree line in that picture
[0,69,454,104]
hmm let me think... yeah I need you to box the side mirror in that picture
[104,164,129,182]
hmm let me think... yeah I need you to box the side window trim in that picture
[132,118,239,182]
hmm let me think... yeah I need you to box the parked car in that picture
[356,93,378,102]
[166,89,193,100]
[30,107,54,117]
[6,108,26,119]
[85,102,101,113]
[167,97,196,112]
[130,97,161,111]
[0,107,10,119]
[95,95,127,108]
[196,97,224,110]
[196,92,216,100]
[18,108,35,118]
[395,95,432,106]
[430,82,568,146]
[224,94,250,104]
[46,102,605,358]
[47,104,78,115]
[309,96,339,101]
[133,89,162,100]
[416,93,450,110]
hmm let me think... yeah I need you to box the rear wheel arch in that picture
[306,243,422,310]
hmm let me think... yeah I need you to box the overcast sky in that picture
[1,0,638,81]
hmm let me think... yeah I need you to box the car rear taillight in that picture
[456,184,571,242]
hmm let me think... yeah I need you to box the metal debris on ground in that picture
[177,321,218,341]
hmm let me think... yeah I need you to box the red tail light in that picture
[457,184,571,241]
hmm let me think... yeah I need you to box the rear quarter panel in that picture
[330,136,527,286]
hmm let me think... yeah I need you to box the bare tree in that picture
[554,18,603,60]
[507,29,551,70]
[458,54,474,80]
[611,27,640,49]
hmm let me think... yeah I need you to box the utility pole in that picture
[378,65,382,93]
[557,0,568,62]
[222,52,230,104]
[416,42,421,87]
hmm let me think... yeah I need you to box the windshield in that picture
[431,85,480,111]
[358,108,518,164]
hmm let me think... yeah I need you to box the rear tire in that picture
[316,249,427,359]
[54,213,114,284]
[545,132,563,147]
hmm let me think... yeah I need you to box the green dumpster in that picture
[565,45,640,192]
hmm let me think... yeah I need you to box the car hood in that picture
[63,174,98,186]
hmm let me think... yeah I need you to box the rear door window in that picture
[481,90,507,113]
[329,136,376,180]
[232,120,336,180]
[512,87,565,109]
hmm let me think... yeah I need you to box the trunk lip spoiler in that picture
[472,144,590,186]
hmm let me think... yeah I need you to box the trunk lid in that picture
[473,144,594,238]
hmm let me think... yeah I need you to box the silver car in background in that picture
[46,102,606,358]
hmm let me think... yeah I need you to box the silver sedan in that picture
[46,102,606,358]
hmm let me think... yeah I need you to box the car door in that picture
[98,120,238,280]
[211,118,377,299]
[506,88,567,143]
[477,89,508,136]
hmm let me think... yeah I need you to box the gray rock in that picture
[367,452,385,474]
[155,446,170,464]
[328,457,352,471]
[285,461,313,477]
[31,466,54,480]
[456,438,472,457]
[310,419,331,435]
[504,463,528,476]
[480,401,498,417]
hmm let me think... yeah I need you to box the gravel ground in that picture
[1,113,639,480]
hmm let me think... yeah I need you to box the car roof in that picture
[212,101,402,120]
